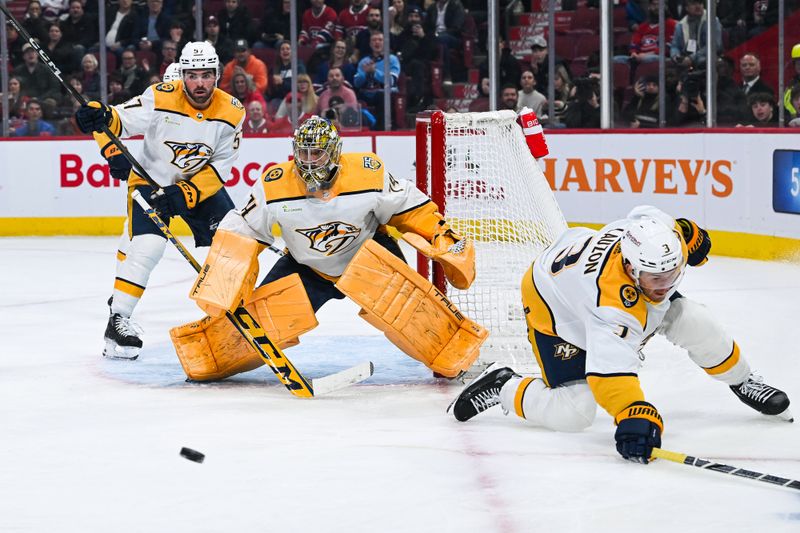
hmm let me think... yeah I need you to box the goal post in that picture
[415,110,568,374]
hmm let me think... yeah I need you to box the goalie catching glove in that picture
[614,401,663,464]
[150,181,199,219]
[676,218,711,266]
[189,229,263,317]
[402,222,475,290]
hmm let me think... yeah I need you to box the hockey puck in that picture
[179,447,205,463]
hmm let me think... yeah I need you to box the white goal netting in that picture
[419,110,568,374]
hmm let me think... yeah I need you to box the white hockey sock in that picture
[500,377,597,432]
[111,234,166,317]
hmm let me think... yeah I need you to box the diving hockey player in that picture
[169,116,487,381]
[450,205,791,463]
[74,41,245,360]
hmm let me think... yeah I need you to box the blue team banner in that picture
[773,150,800,215]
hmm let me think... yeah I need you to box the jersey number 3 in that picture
[550,237,591,275]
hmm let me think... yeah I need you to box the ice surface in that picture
[1,237,799,532]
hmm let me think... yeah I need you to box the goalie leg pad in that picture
[660,296,750,385]
[336,240,488,378]
[171,273,318,381]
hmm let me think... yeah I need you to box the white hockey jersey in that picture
[528,206,689,416]
[219,153,444,278]
[96,81,245,202]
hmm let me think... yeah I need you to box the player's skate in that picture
[448,362,520,422]
[731,373,793,422]
[103,313,143,360]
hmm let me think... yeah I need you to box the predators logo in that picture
[554,342,581,360]
[296,221,361,255]
[363,156,382,171]
[165,141,215,173]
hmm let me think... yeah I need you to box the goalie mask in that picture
[179,41,220,82]
[292,117,343,192]
[620,216,686,301]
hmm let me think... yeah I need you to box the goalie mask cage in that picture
[415,110,568,374]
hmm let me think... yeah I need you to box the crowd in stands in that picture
[1,0,799,136]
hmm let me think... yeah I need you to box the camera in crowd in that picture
[572,76,600,102]
[681,70,706,100]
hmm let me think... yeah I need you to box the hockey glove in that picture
[75,101,113,134]
[100,142,132,181]
[149,181,199,220]
[402,225,476,290]
[614,401,663,464]
[676,218,711,266]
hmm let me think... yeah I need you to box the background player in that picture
[450,205,791,463]
[169,117,487,382]
[74,41,245,360]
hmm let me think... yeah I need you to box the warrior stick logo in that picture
[165,141,214,173]
[296,221,361,255]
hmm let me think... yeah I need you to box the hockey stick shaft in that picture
[652,448,800,491]
[132,191,315,397]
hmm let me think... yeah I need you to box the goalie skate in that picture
[103,313,143,360]
[447,362,520,422]
[731,373,793,422]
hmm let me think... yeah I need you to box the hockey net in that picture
[415,110,568,375]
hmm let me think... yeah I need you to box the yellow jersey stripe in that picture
[114,277,145,298]
[703,342,741,375]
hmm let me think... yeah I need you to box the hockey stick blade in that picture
[311,362,374,396]
[652,448,800,492]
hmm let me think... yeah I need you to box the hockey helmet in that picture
[292,116,343,190]
[179,41,220,81]
[162,62,181,82]
[620,214,686,297]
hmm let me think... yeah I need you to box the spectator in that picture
[498,83,519,111]
[396,6,436,112]
[220,39,268,95]
[717,56,745,126]
[355,6,385,60]
[59,0,98,58]
[136,0,171,54]
[116,49,150,97]
[167,19,189,56]
[517,70,546,116]
[23,1,49,44]
[156,39,179,79]
[299,0,338,50]
[217,0,251,44]
[543,67,573,126]
[337,0,370,43]
[623,75,660,128]
[738,53,774,97]
[79,53,101,99]
[40,0,68,23]
[230,67,268,111]
[354,32,400,130]
[13,43,62,105]
[104,0,140,54]
[316,66,358,114]
[785,84,800,127]
[269,39,307,102]
[13,99,55,137]
[243,100,269,134]
[783,44,800,119]
[275,73,318,119]
[55,75,85,115]
[526,36,569,94]
[256,0,292,50]
[108,74,133,105]
[204,15,234,66]
[674,71,707,126]
[478,39,523,90]
[314,39,358,87]
[6,22,26,68]
[737,92,778,127]
[563,76,601,128]
[747,0,778,39]
[670,0,722,69]
[618,1,677,65]
[45,23,77,76]
[0,77,30,122]
[424,0,465,82]
[388,0,410,37]
[625,0,648,32]
[717,0,747,48]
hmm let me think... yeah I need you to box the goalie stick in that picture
[132,191,373,397]
[652,447,800,492]
[0,4,373,396]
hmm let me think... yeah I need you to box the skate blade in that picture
[774,407,794,423]
[103,340,140,360]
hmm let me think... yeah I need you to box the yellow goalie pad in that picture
[171,273,318,381]
[189,229,262,318]
[335,240,488,378]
